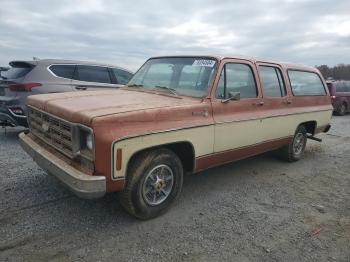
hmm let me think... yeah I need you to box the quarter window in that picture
[216,63,257,99]
[288,70,326,96]
[50,65,76,79]
[112,68,133,85]
[75,65,111,84]
[259,66,286,97]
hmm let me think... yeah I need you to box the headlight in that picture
[73,125,94,160]
[86,133,93,151]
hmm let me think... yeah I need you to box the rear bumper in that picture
[19,132,106,199]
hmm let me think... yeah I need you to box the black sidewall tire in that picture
[289,126,307,161]
[122,149,183,220]
[338,103,346,116]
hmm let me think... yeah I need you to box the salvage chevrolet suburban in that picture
[19,55,332,219]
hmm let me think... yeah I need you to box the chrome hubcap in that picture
[293,132,305,155]
[142,164,174,206]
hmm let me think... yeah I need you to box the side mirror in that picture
[221,91,240,103]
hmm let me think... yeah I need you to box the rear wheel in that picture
[280,125,307,162]
[336,103,347,116]
[119,148,183,219]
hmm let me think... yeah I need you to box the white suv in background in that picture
[0,59,133,127]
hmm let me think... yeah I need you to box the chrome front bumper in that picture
[19,132,106,199]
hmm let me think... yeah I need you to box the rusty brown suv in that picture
[19,55,332,219]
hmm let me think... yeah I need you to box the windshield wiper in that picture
[126,84,143,88]
[154,85,179,96]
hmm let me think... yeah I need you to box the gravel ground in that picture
[0,115,349,262]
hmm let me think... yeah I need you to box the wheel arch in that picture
[125,141,196,177]
[299,120,317,135]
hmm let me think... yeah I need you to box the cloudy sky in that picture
[0,0,349,71]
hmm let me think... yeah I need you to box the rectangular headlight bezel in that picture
[72,124,95,161]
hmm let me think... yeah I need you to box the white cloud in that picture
[0,0,349,69]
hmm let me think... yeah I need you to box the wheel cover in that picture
[142,164,174,206]
[340,104,346,114]
[293,132,305,155]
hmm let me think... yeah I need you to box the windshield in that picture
[127,57,217,98]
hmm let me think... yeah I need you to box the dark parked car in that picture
[326,80,350,115]
[0,59,133,127]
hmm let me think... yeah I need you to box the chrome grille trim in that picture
[28,106,75,158]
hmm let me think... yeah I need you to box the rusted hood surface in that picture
[27,89,199,126]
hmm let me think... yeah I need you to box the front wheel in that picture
[279,125,307,162]
[118,148,183,219]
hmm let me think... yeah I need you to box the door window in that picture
[75,65,111,84]
[216,63,257,99]
[259,66,286,97]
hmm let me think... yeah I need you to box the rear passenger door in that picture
[71,65,121,91]
[212,59,264,153]
[257,63,292,141]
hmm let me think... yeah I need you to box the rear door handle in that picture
[75,86,87,90]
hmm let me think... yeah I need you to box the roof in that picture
[8,59,132,73]
[150,54,318,72]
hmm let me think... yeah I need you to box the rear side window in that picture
[288,70,326,96]
[335,83,346,92]
[112,68,133,85]
[335,82,350,92]
[75,65,111,84]
[259,66,286,97]
[216,63,257,99]
[49,65,76,79]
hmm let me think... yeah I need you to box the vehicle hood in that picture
[27,89,201,126]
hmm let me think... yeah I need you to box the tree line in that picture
[316,64,350,80]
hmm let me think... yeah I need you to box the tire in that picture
[336,103,347,116]
[118,148,183,220]
[279,125,307,162]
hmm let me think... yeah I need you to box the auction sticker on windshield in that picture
[192,60,216,67]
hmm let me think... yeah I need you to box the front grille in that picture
[28,107,74,158]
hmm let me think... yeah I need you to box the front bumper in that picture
[0,96,28,127]
[19,132,106,199]
[0,111,18,126]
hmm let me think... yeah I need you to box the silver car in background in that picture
[0,59,133,127]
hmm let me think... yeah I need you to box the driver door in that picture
[211,59,264,158]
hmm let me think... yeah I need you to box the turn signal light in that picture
[116,149,122,171]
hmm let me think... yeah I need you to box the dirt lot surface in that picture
[0,115,349,262]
